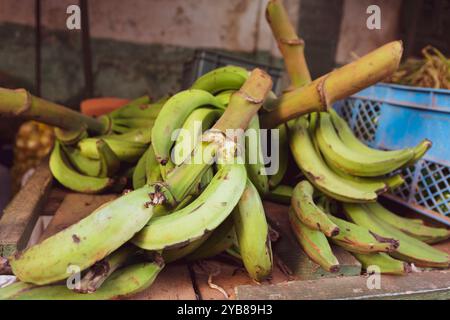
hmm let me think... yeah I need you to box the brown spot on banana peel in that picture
[369,231,400,249]
[0,257,12,275]
[72,234,81,243]
[76,259,111,293]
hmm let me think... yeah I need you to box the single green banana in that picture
[245,115,269,195]
[191,65,249,94]
[327,213,399,254]
[187,216,236,261]
[288,207,340,273]
[106,127,152,144]
[97,139,120,178]
[108,95,168,119]
[159,158,176,181]
[172,107,222,165]
[112,118,155,129]
[133,149,148,189]
[54,127,89,146]
[11,262,163,300]
[146,145,162,183]
[50,141,112,193]
[0,281,35,300]
[344,203,450,268]
[265,184,293,205]
[132,163,247,250]
[291,180,340,237]
[62,145,101,177]
[402,139,432,168]
[232,179,273,281]
[324,157,389,194]
[78,244,138,293]
[289,117,378,202]
[215,90,235,106]
[316,112,414,177]
[366,202,450,244]
[329,109,425,160]
[352,252,410,275]
[151,89,225,164]
[10,184,157,284]
[268,123,288,189]
[78,138,147,163]
[162,234,210,264]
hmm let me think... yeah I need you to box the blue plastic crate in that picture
[334,83,450,225]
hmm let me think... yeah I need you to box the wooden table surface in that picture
[1,164,450,300]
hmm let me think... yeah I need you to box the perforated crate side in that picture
[182,50,283,93]
[334,98,450,219]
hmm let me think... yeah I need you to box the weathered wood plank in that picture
[0,161,53,257]
[39,193,117,241]
[126,263,197,300]
[41,188,67,216]
[264,201,361,279]
[192,258,290,300]
[39,192,196,300]
[236,270,450,300]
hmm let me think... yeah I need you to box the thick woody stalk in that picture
[0,87,106,134]
[266,0,311,88]
[165,68,273,202]
[261,41,403,128]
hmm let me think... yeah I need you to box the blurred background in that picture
[0,0,448,209]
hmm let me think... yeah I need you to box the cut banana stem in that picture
[78,244,138,294]
[316,112,414,177]
[353,252,410,275]
[10,262,163,300]
[344,203,450,268]
[289,117,378,202]
[291,180,340,237]
[233,180,273,281]
[260,41,403,128]
[265,185,293,205]
[266,0,311,88]
[191,66,249,94]
[166,68,272,203]
[50,141,112,193]
[10,184,157,284]
[366,203,450,244]
[288,207,340,273]
[0,87,105,134]
[187,216,236,261]
[132,163,247,251]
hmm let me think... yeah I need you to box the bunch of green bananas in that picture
[1,66,276,299]
[273,110,449,275]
